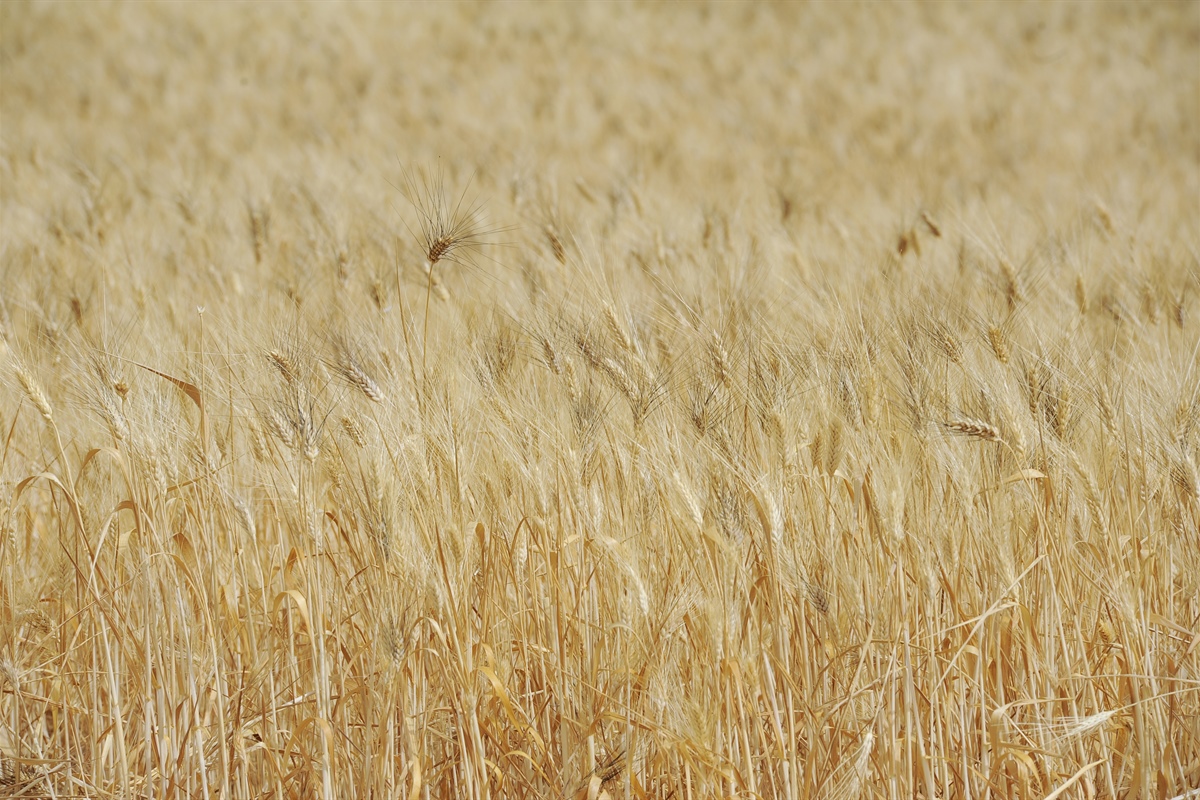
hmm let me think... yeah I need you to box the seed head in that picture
[399,165,497,271]
[341,415,367,448]
[16,365,53,425]
[945,418,1002,443]
[266,349,299,384]
[987,325,1010,364]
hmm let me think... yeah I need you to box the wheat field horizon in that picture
[1,2,1198,798]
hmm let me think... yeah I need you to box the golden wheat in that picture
[1,3,1197,799]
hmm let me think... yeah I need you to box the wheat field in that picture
[1,2,1198,798]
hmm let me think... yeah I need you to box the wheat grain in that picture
[945,418,1002,443]
[15,364,53,424]
[987,324,1010,364]
[267,348,300,384]
[1075,273,1089,315]
[341,415,368,448]
[1000,259,1023,310]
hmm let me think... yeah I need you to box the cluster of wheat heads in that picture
[2,2,1199,799]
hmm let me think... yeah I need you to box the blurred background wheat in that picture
[1,2,1198,798]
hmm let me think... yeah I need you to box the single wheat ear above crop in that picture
[400,165,500,271]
